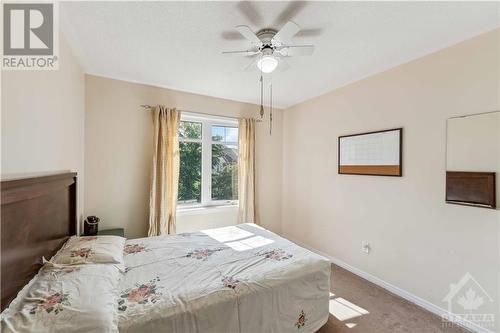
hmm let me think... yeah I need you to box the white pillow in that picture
[51,235,125,266]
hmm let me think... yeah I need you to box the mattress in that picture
[118,223,331,333]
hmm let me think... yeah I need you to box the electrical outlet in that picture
[361,241,371,254]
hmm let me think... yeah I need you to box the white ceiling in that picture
[61,1,499,108]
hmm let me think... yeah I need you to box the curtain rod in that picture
[140,104,263,122]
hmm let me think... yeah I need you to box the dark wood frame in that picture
[338,128,403,177]
[1,172,77,310]
[446,171,496,209]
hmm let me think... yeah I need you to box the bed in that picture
[1,173,331,333]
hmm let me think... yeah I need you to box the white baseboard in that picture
[284,235,495,333]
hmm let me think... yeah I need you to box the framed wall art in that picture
[338,128,402,176]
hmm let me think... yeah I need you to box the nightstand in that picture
[97,228,125,237]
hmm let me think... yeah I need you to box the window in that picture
[178,113,238,208]
[211,126,238,201]
[178,121,202,205]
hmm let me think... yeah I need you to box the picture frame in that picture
[338,128,403,177]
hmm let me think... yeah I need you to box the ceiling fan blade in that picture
[277,45,314,57]
[221,30,245,41]
[244,56,259,72]
[272,21,300,45]
[222,49,260,56]
[274,1,307,26]
[235,25,261,44]
[237,1,262,26]
[296,28,322,38]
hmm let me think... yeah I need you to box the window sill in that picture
[177,204,238,216]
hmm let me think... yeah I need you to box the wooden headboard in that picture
[1,172,77,310]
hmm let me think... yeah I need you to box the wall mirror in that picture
[446,111,500,209]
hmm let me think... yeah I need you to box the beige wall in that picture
[282,29,500,331]
[1,35,85,224]
[85,75,282,238]
[176,206,238,234]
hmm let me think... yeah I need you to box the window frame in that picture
[178,112,239,210]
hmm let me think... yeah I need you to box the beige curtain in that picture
[148,106,180,236]
[238,118,256,224]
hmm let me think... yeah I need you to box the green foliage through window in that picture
[178,119,238,205]
[179,121,201,139]
[178,121,202,204]
[212,144,238,200]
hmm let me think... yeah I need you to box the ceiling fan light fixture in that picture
[257,55,278,73]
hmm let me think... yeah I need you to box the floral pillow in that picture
[50,235,126,266]
[1,264,120,333]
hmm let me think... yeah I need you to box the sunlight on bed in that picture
[247,223,265,230]
[202,226,254,242]
[202,225,274,251]
[226,236,274,251]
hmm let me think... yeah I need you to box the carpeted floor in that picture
[317,265,469,333]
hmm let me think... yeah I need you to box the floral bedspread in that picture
[118,223,331,333]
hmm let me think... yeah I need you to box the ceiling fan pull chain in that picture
[269,79,273,135]
[260,74,264,119]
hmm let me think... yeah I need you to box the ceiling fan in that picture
[223,21,315,73]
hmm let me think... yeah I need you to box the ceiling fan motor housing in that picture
[257,29,278,45]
